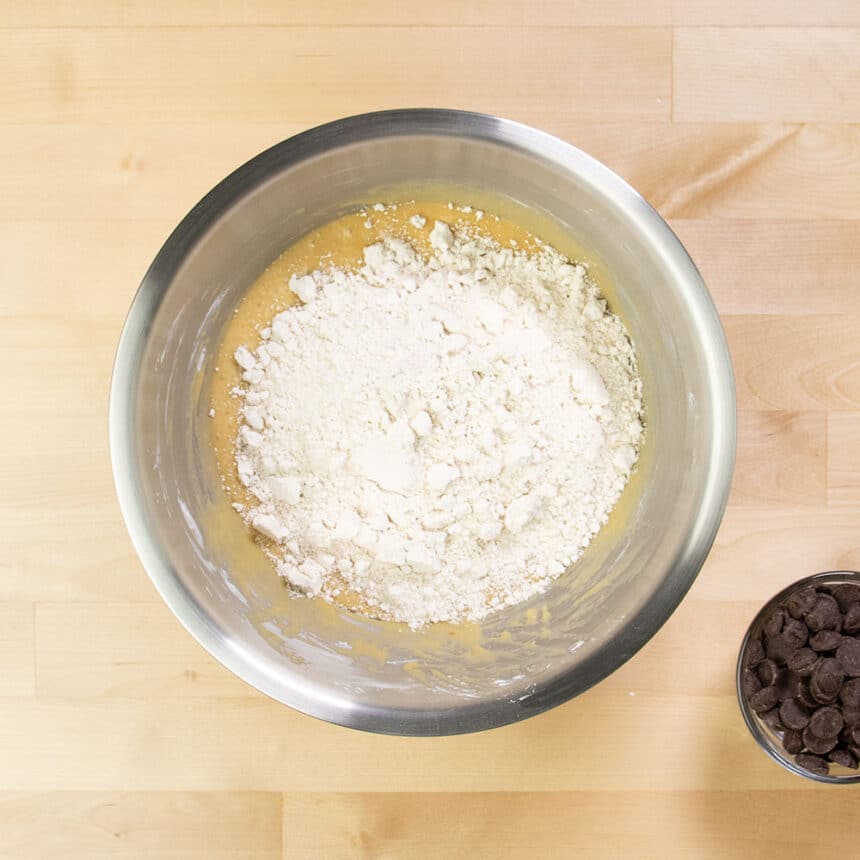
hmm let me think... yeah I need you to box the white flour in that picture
[230,215,643,627]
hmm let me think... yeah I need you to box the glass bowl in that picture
[737,570,860,783]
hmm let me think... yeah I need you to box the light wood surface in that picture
[2,3,859,857]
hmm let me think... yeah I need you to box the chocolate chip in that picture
[795,753,830,776]
[788,648,819,676]
[764,608,786,638]
[756,658,781,687]
[762,707,784,731]
[746,638,766,668]
[783,729,804,755]
[841,678,860,709]
[782,617,809,649]
[836,638,860,677]
[809,706,844,738]
[809,630,843,652]
[787,587,818,619]
[776,670,802,702]
[750,685,780,714]
[811,658,845,702]
[742,668,763,698]
[806,594,842,633]
[810,678,840,704]
[842,706,860,727]
[766,633,797,666]
[829,584,860,613]
[803,727,839,755]
[779,699,811,730]
[844,603,860,635]
[797,678,819,709]
[743,581,860,772]
[829,747,859,769]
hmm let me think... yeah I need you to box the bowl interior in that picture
[737,571,860,783]
[112,111,735,734]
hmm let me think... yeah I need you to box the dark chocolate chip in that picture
[762,707,784,731]
[797,678,819,709]
[810,679,840,704]
[803,727,839,755]
[746,638,766,668]
[787,587,818,619]
[810,678,840,704]
[829,584,860,613]
[811,657,845,702]
[836,637,860,677]
[847,724,860,746]
[750,685,780,714]
[809,706,844,738]
[782,617,809,649]
[766,633,797,666]
[764,608,786,638]
[783,729,804,755]
[788,648,819,676]
[806,594,842,633]
[756,658,781,687]
[795,753,830,776]
[842,706,860,727]
[776,671,802,702]
[829,747,859,769]
[779,699,811,730]
[844,603,860,635]
[742,668,763,698]
[810,629,843,652]
[840,677,860,709]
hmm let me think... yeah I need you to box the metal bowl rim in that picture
[110,108,737,735]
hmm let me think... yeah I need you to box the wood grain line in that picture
[0,27,671,125]
[34,603,256,699]
[280,790,860,859]
[0,791,282,859]
[0,1,675,28]
[702,506,860,602]
[826,410,860,505]
[670,220,860,315]
[732,411,826,507]
[725,315,860,410]
[0,694,806,792]
[674,28,860,122]
[3,1,859,27]
[656,125,800,215]
[0,604,35,697]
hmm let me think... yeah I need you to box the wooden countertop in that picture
[2,3,859,857]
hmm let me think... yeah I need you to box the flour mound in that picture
[231,218,643,627]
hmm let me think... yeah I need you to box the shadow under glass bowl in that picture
[110,109,736,736]
[737,570,860,784]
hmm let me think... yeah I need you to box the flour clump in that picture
[231,214,643,627]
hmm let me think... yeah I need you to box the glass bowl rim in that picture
[736,569,860,784]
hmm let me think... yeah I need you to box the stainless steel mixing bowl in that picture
[110,109,736,735]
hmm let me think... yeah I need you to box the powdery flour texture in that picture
[230,217,643,627]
